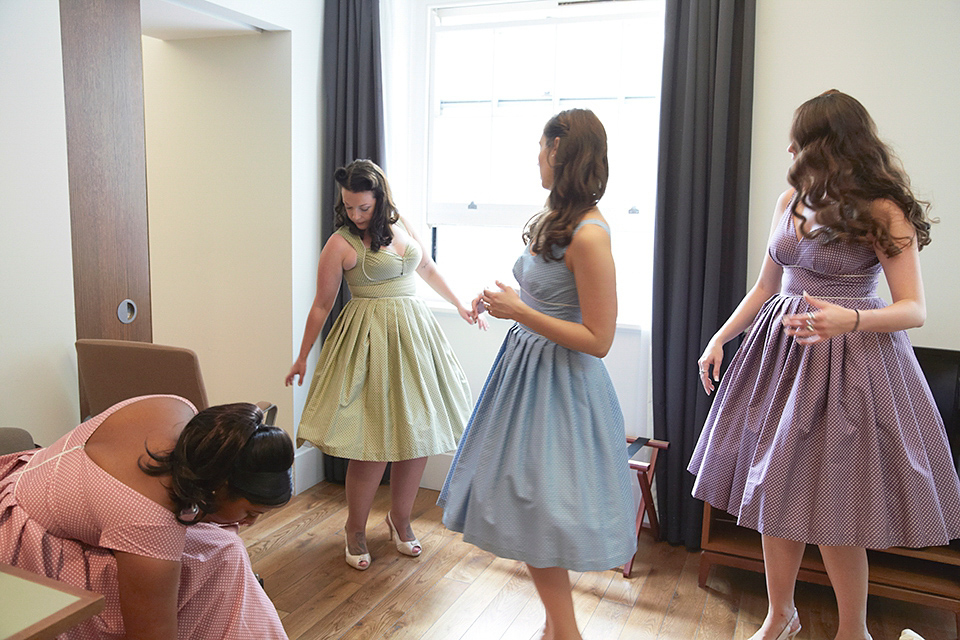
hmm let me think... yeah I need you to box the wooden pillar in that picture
[59,0,152,344]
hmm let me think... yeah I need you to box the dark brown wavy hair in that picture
[524,109,608,260]
[334,159,400,252]
[140,403,295,525]
[787,90,932,257]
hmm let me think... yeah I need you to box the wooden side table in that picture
[0,562,105,640]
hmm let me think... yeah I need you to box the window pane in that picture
[431,102,492,204]
[622,17,665,97]
[434,29,493,102]
[555,22,622,99]
[426,225,526,299]
[491,100,555,206]
[493,25,555,100]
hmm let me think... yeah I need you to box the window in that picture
[389,0,664,327]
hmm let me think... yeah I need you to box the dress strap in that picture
[335,225,364,250]
[573,218,610,235]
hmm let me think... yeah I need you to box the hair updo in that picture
[140,403,295,525]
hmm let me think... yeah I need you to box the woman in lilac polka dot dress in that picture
[688,90,960,640]
[0,395,293,639]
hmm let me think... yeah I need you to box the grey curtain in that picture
[651,0,756,549]
[320,0,386,483]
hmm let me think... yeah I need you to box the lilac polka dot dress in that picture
[688,202,960,549]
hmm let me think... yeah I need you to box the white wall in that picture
[0,0,79,445]
[143,33,292,430]
[750,0,960,349]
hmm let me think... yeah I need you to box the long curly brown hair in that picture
[334,159,400,252]
[787,90,932,257]
[524,109,608,260]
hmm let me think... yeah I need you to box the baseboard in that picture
[293,447,452,494]
[421,452,454,491]
[293,444,324,495]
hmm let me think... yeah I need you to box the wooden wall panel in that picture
[60,0,152,342]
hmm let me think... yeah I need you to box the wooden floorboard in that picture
[240,482,957,639]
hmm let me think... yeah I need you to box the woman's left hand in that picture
[782,292,859,344]
[481,281,526,321]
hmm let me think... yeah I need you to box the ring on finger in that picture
[807,311,815,321]
[806,321,814,331]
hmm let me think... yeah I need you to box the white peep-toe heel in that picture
[386,512,422,557]
[344,531,371,571]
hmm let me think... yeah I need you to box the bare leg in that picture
[749,535,805,640]
[818,545,872,640]
[344,459,388,560]
[527,565,581,640]
[386,457,428,544]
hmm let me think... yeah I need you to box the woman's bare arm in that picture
[114,551,180,639]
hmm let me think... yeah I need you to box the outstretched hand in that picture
[285,360,306,387]
[459,302,489,331]
[782,292,859,344]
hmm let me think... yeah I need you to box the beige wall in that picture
[143,32,293,431]
[0,0,79,445]
[197,0,324,423]
[750,0,960,349]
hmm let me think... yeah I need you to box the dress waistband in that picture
[347,280,417,299]
[781,266,878,299]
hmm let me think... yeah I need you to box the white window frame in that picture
[424,1,665,229]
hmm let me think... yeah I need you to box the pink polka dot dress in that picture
[0,395,288,639]
[688,205,960,548]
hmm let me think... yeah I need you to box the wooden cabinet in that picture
[699,503,960,633]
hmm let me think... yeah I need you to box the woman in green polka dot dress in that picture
[286,159,480,570]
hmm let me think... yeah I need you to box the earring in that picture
[179,503,200,522]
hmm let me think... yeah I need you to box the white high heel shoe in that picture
[386,512,422,557]
[774,609,800,640]
[344,531,371,571]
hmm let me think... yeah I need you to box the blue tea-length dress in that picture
[439,219,637,571]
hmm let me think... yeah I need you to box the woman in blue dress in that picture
[439,109,636,640]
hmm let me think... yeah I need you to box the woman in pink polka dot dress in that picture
[688,90,960,640]
[0,395,292,639]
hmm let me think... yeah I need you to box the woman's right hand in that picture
[286,359,306,387]
[697,338,724,395]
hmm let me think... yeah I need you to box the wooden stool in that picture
[623,437,669,577]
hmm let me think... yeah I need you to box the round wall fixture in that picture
[118,299,137,324]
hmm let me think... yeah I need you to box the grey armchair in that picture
[0,427,35,455]
[75,339,278,425]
